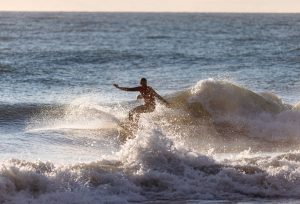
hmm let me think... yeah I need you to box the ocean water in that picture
[0,12,300,203]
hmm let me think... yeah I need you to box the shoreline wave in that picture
[1,132,300,203]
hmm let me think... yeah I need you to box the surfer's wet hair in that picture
[140,78,147,85]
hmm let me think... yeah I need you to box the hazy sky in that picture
[0,0,299,12]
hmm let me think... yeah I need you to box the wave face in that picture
[165,80,300,149]
[0,79,300,203]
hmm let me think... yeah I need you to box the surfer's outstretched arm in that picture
[113,84,140,92]
[153,89,170,107]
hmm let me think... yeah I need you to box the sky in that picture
[0,0,300,13]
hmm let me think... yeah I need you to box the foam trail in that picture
[26,101,124,133]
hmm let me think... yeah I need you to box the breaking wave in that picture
[1,79,300,203]
[1,129,300,203]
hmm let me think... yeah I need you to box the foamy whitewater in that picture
[0,13,300,203]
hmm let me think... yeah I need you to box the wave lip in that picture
[165,79,300,146]
[189,79,285,118]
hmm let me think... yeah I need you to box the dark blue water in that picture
[0,12,300,204]
[1,13,300,104]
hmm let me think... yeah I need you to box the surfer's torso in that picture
[139,86,156,107]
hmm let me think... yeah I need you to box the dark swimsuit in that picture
[128,86,156,121]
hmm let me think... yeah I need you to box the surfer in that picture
[113,78,170,124]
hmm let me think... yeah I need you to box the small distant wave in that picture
[233,37,257,42]
[289,46,300,52]
[151,52,207,64]
[0,104,63,123]
[10,49,145,67]
[49,49,144,66]
[146,35,171,39]
[0,36,14,42]
[0,63,14,73]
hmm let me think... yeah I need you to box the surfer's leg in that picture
[129,105,153,123]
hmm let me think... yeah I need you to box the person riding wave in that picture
[113,78,170,125]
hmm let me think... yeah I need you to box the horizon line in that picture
[0,10,300,14]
